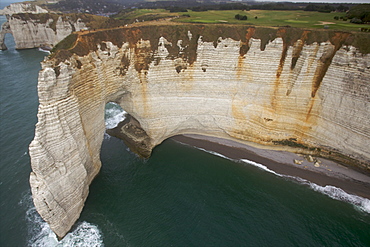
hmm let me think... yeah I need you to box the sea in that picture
[1,5,370,246]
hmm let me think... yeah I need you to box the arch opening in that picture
[0,19,14,50]
[4,32,15,49]
[104,102,127,130]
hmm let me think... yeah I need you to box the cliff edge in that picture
[29,23,370,238]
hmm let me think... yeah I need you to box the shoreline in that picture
[171,134,370,200]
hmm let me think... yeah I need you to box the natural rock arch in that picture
[29,24,370,239]
[0,20,12,50]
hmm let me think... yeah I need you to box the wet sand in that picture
[172,134,370,199]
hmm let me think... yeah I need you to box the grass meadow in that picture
[176,10,368,31]
[116,9,369,32]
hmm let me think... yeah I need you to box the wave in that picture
[104,132,111,140]
[196,147,231,161]
[105,102,126,129]
[241,158,370,214]
[20,194,104,247]
[309,184,370,214]
[191,147,370,214]
[38,48,51,54]
[241,159,283,177]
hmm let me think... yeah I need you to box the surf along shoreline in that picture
[171,134,370,201]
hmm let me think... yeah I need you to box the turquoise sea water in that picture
[1,11,370,246]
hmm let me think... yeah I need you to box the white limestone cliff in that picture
[29,25,370,239]
[0,14,87,50]
[0,3,48,15]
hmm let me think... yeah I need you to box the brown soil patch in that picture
[315,21,336,25]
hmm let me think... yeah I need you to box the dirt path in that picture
[315,21,336,25]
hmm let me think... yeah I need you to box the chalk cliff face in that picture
[0,13,87,50]
[29,24,370,238]
[0,3,48,15]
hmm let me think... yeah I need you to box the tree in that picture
[235,14,247,20]
[347,4,370,23]
[336,4,349,12]
[304,4,318,11]
[318,5,335,13]
[350,17,363,24]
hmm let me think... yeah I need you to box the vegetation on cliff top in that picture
[174,9,370,32]
[50,24,370,68]
[52,33,77,52]
[113,8,178,24]
[346,4,370,23]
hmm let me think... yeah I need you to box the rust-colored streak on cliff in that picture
[139,73,150,117]
[291,31,310,70]
[305,33,351,128]
[124,28,142,49]
[286,31,311,96]
[236,56,244,80]
[184,33,201,66]
[311,32,351,98]
[237,27,256,79]
[246,27,256,44]
[118,54,130,76]
[271,29,289,109]
[276,46,288,79]
[306,99,316,121]
[239,27,255,56]
[276,28,307,78]
[134,41,153,73]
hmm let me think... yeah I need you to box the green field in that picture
[115,9,369,32]
[114,9,178,23]
[176,10,369,31]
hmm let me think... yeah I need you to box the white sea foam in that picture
[38,47,51,54]
[104,132,111,140]
[309,184,370,214]
[197,148,231,161]
[193,146,370,214]
[105,102,126,129]
[241,159,283,177]
[20,194,104,247]
[240,158,370,214]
